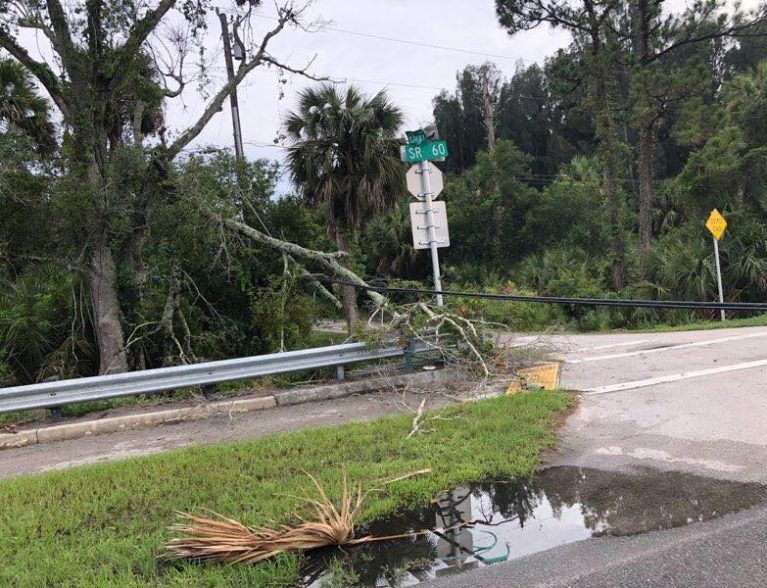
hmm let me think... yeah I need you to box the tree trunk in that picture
[638,121,655,271]
[89,232,129,374]
[634,0,655,275]
[585,8,626,292]
[604,165,627,291]
[334,229,359,333]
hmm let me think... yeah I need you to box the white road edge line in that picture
[572,339,652,352]
[566,331,767,364]
[584,358,767,395]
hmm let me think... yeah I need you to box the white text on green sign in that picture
[405,130,428,145]
[400,141,449,163]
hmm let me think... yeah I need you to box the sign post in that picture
[402,129,449,306]
[705,209,728,322]
[419,159,444,306]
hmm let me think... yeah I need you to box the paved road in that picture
[426,501,767,588]
[540,326,767,484]
[445,325,767,587]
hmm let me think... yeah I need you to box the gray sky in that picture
[15,0,762,180]
[170,0,571,165]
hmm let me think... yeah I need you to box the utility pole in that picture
[217,10,244,161]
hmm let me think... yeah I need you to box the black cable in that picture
[313,278,767,313]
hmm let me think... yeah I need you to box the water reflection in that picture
[301,466,767,587]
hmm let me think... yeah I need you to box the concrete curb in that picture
[0,370,450,450]
[0,396,277,450]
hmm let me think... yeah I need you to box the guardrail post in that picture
[50,406,63,420]
[202,384,216,400]
[335,365,345,381]
[403,340,414,372]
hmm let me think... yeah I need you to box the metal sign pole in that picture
[713,237,725,322]
[419,160,444,306]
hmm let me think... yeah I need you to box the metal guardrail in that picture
[0,341,431,414]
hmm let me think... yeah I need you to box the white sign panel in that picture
[406,163,444,200]
[409,201,450,249]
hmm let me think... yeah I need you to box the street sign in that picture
[402,126,449,306]
[705,209,728,322]
[400,140,449,163]
[706,209,727,241]
[406,163,443,200]
[405,130,428,145]
[409,201,450,249]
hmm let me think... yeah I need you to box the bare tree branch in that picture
[45,0,79,74]
[165,4,323,159]
[210,211,390,308]
[107,0,178,92]
[261,54,327,80]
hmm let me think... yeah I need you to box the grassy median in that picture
[0,391,573,587]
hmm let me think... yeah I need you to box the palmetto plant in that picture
[0,266,78,383]
[0,59,55,154]
[364,200,420,278]
[165,470,435,566]
[285,85,405,327]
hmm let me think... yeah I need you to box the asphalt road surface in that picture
[447,325,767,587]
[538,325,767,484]
[425,501,767,588]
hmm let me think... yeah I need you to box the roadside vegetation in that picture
[0,391,573,586]
[3,2,767,389]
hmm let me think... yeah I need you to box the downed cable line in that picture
[312,278,767,313]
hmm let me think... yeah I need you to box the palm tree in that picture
[364,200,420,278]
[0,59,55,154]
[285,84,404,329]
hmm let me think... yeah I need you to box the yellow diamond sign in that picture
[706,209,727,241]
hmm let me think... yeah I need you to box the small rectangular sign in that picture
[409,201,450,250]
[400,140,449,163]
[405,130,428,145]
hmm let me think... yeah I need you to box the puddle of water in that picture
[299,466,767,587]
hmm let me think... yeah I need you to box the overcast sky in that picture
[170,0,572,165]
[15,0,762,187]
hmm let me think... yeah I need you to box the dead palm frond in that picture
[164,469,435,565]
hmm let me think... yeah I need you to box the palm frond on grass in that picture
[165,469,436,565]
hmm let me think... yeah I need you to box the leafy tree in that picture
[0,0,322,374]
[496,0,630,290]
[285,84,405,329]
[433,68,489,174]
[444,140,537,268]
[620,0,766,270]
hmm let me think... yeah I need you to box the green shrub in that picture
[250,276,313,353]
[447,282,564,331]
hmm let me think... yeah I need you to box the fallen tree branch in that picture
[208,211,391,310]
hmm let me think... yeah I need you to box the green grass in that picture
[0,391,572,587]
[612,313,767,334]
[306,329,348,347]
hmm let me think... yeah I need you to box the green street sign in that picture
[400,140,449,163]
[405,130,428,145]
